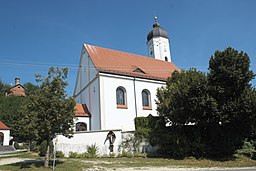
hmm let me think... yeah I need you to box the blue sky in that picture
[0,0,255,95]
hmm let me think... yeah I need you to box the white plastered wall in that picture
[74,48,101,130]
[99,73,165,131]
[0,130,10,146]
[54,129,122,156]
[147,37,171,62]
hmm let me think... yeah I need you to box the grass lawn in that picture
[0,152,255,170]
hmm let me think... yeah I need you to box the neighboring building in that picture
[73,18,180,131]
[6,78,26,96]
[74,104,90,132]
[0,121,10,146]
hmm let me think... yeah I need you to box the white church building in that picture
[56,18,180,155]
[73,17,179,132]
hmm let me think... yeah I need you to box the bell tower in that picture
[147,17,171,62]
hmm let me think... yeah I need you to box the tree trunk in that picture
[44,139,50,167]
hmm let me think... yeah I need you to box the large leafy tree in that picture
[208,47,254,104]
[154,47,256,158]
[0,95,25,137]
[157,68,218,126]
[23,82,39,96]
[156,69,218,158]
[207,48,255,156]
[0,80,11,96]
[19,67,75,167]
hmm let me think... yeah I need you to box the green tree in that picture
[207,47,255,156]
[0,81,38,139]
[208,47,254,104]
[157,68,217,126]
[156,69,218,158]
[23,82,39,96]
[19,67,75,167]
[0,95,25,137]
[0,80,11,96]
[154,47,256,158]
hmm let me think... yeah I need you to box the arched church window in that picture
[142,89,151,110]
[165,56,168,61]
[116,87,127,108]
[76,122,87,131]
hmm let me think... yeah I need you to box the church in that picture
[73,17,180,132]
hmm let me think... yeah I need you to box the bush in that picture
[109,153,116,158]
[14,142,20,149]
[121,151,133,158]
[233,139,256,159]
[30,141,38,152]
[39,140,53,156]
[85,144,99,158]
[69,151,78,158]
[133,152,147,158]
[56,151,65,158]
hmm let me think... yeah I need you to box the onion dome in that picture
[147,17,168,42]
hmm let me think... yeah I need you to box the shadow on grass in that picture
[6,159,64,169]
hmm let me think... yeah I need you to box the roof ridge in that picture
[84,43,180,81]
[84,43,174,64]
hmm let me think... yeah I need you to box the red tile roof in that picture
[0,121,10,130]
[85,44,180,81]
[75,104,90,117]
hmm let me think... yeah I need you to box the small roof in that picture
[75,104,90,117]
[0,121,10,130]
[85,44,180,81]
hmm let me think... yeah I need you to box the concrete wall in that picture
[55,129,122,157]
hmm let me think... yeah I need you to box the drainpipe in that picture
[133,77,138,117]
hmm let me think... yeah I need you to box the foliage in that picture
[0,80,11,96]
[18,67,75,167]
[69,151,78,158]
[206,48,256,157]
[67,144,99,158]
[39,140,53,157]
[153,47,256,159]
[157,68,218,126]
[233,139,256,159]
[13,142,20,149]
[30,141,38,152]
[0,95,25,137]
[120,150,134,158]
[23,82,39,96]
[208,47,254,103]
[109,152,116,158]
[134,117,150,140]
[133,152,147,158]
[85,144,99,158]
[56,151,65,158]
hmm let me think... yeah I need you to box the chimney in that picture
[15,78,20,85]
